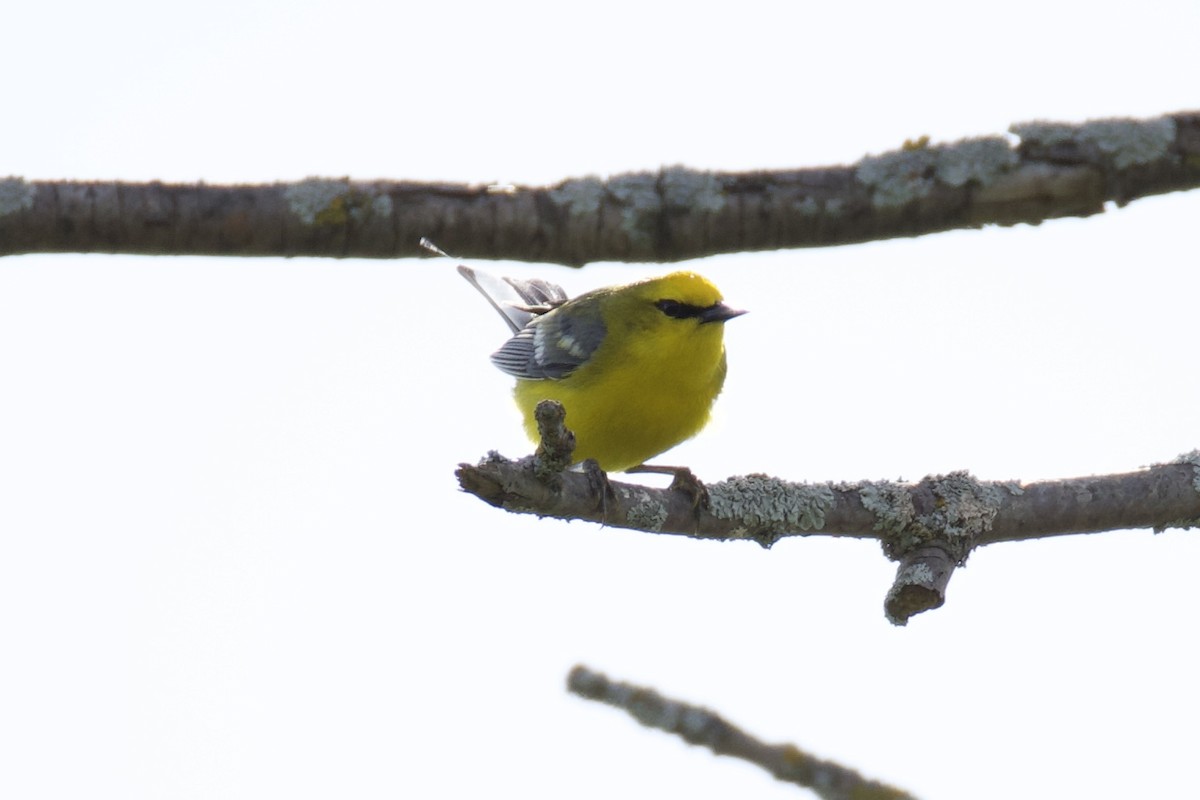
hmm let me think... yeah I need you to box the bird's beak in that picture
[699,302,747,324]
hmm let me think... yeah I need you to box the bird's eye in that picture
[655,299,701,319]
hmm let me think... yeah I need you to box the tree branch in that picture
[457,404,1200,623]
[566,665,918,800]
[3,111,1197,264]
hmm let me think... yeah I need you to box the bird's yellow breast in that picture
[513,272,732,471]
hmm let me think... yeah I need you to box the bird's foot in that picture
[626,464,709,514]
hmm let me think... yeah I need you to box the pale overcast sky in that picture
[3,2,1199,798]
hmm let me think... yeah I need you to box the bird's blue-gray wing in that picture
[489,300,607,380]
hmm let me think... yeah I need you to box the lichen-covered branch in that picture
[458,409,1200,623]
[566,665,918,800]
[459,447,1200,550]
[3,111,1197,264]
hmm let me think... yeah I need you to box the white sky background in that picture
[3,1,1199,798]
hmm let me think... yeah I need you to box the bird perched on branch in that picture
[458,263,744,472]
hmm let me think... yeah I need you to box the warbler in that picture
[460,265,744,472]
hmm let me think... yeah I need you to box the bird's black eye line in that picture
[655,299,706,319]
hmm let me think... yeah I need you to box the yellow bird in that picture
[460,265,744,472]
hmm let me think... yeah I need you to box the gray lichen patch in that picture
[606,172,662,247]
[1086,117,1176,168]
[859,480,918,536]
[283,179,392,227]
[1009,121,1076,148]
[0,177,35,217]
[855,147,938,208]
[283,178,352,225]
[862,471,1005,562]
[659,166,726,213]
[1157,451,1200,532]
[935,137,1019,187]
[892,561,935,589]
[794,196,822,215]
[607,173,661,209]
[765,186,833,217]
[1172,449,1200,494]
[931,471,1004,539]
[1012,115,1177,169]
[369,193,394,220]
[620,486,669,532]
[707,474,835,543]
[1155,516,1200,533]
[855,136,1018,208]
[550,176,606,219]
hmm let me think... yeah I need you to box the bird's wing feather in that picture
[504,276,569,309]
[458,265,568,334]
[490,297,607,380]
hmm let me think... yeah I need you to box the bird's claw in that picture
[665,466,709,513]
[581,459,616,524]
[626,464,709,533]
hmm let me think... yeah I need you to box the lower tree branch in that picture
[457,403,1200,623]
[567,665,918,800]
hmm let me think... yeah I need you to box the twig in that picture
[566,665,918,800]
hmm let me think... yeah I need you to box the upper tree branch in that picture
[3,111,1197,265]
